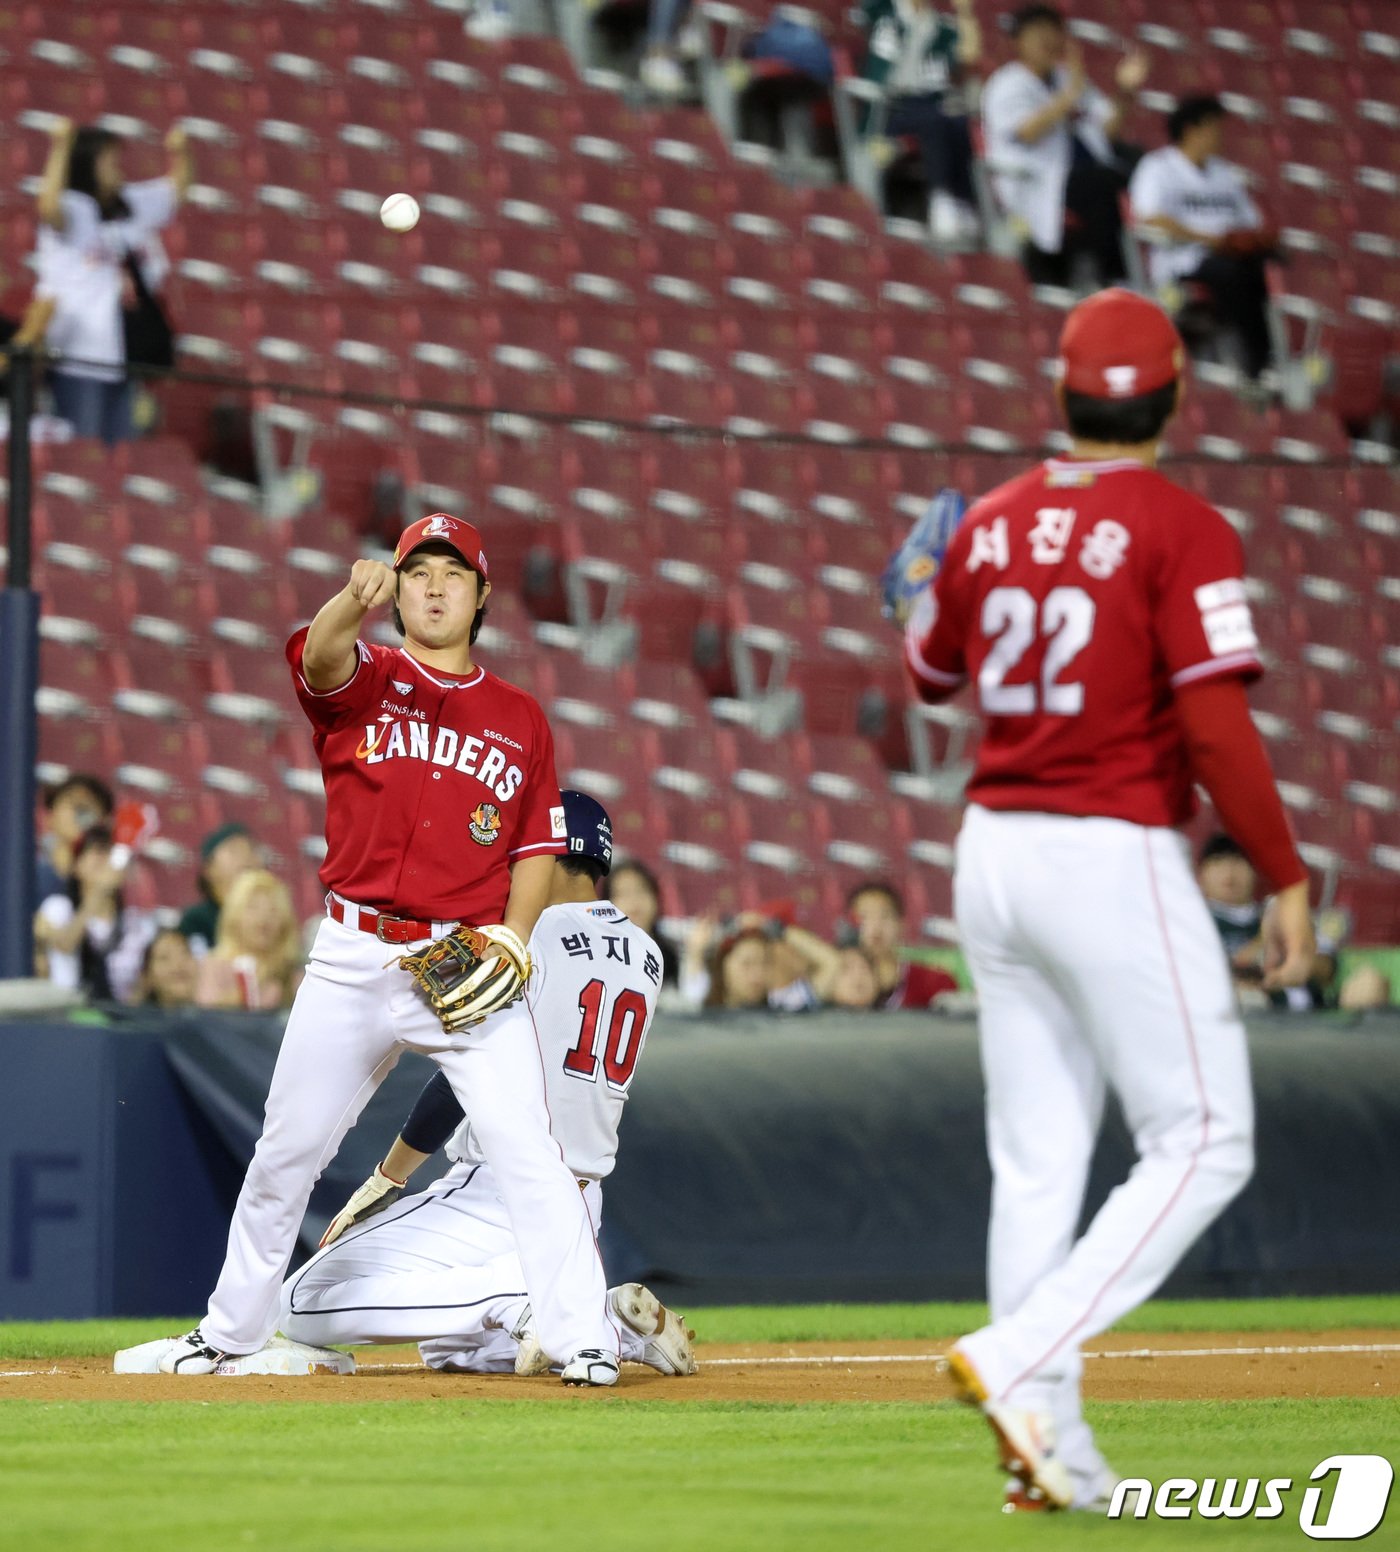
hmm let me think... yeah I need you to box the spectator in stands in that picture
[33,826,154,1002]
[603,859,682,987]
[463,0,514,42]
[676,915,816,1013]
[35,119,191,443]
[196,869,304,1012]
[824,944,883,1010]
[845,882,957,1008]
[1128,96,1276,380]
[134,927,199,1010]
[179,822,258,954]
[1338,963,1391,1012]
[860,0,982,242]
[35,772,114,904]
[699,925,774,1012]
[982,3,1147,287]
[1197,834,1340,1010]
[639,0,695,99]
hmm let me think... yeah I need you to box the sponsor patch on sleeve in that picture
[550,806,567,839]
[1194,579,1258,656]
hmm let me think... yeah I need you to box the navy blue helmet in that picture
[560,789,613,872]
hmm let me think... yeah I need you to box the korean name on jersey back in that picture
[906,459,1264,829]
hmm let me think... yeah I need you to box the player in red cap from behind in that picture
[899,290,1315,1509]
[160,513,623,1383]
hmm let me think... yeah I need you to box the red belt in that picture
[325,893,454,945]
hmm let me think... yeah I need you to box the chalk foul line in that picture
[4,1343,1394,1379]
[352,1342,1400,1374]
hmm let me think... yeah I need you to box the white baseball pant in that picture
[952,805,1254,1416]
[278,1162,648,1370]
[200,916,619,1363]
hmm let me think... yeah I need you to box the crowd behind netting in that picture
[31,769,1391,1016]
[4,2,1395,1018]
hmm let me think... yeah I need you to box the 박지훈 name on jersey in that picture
[448,900,664,1183]
[287,627,567,924]
[905,457,1263,828]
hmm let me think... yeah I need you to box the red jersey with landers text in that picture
[904,458,1264,827]
[287,629,567,921]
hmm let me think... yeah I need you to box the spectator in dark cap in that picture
[36,772,114,904]
[178,821,257,954]
[1196,833,1262,960]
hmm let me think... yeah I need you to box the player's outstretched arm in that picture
[302,559,396,691]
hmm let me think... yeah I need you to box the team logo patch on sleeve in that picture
[469,803,503,845]
[550,806,567,839]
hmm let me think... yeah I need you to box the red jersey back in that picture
[287,629,566,921]
[905,457,1263,827]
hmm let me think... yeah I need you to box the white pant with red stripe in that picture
[952,805,1254,1421]
[200,915,618,1365]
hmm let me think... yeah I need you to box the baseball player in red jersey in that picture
[160,513,622,1384]
[902,291,1315,1509]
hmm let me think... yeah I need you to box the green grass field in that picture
[2,1298,1396,1552]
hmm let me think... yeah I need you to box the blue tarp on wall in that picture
[1,1008,1397,1318]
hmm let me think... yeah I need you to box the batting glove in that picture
[319,1162,407,1248]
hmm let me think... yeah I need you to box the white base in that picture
[114,1338,180,1374]
[114,1336,356,1376]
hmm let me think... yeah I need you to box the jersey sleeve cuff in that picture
[507,839,569,860]
[1169,652,1263,690]
[904,630,965,689]
[296,641,368,698]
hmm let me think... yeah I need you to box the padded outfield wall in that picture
[1,1009,1397,1318]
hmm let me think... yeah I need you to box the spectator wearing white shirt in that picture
[1128,95,1276,379]
[982,3,1147,287]
[35,120,191,443]
[33,826,155,1003]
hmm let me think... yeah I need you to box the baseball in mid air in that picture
[380,193,420,232]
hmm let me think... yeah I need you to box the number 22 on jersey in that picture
[979,586,1096,716]
[564,979,647,1091]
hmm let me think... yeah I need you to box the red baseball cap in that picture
[392,513,489,579]
[1057,288,1185,400]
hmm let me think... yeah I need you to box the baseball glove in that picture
[319,1162,406,1248]
[399,923,532,1032]
[880,486,967,627]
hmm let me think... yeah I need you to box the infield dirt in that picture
[2,1329,1394,1405]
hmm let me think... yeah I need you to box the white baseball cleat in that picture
[560,1349,620,1387]
[608,1283,698,1376]
[511,1303,552,1377]
[158,1327,237,1375]
[944,1343,1074,1511]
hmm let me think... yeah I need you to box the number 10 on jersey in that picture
[564,980,647,1091]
